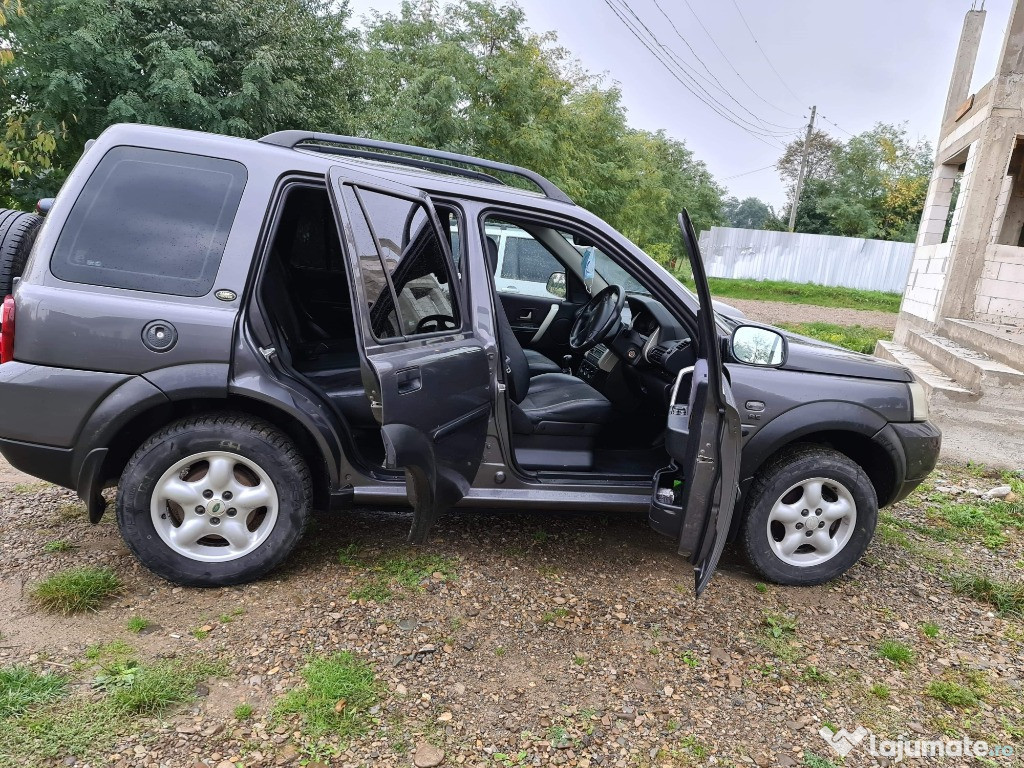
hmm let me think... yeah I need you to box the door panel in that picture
[327,166,492,543]
[648,211,742,595]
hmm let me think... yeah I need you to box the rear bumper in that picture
[886,420,942,504]
[0,437,74,488]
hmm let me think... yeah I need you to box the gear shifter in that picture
[562,355,573,375]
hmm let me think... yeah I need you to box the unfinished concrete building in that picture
[877,2,1024,466]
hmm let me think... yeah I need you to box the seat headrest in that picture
[485,236,499,274]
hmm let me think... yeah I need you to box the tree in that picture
[781,123,932,242]
[1,0,363,207]
[722,196,781,230]
[776,128,841,204]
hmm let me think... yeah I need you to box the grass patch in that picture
[927,680,980,709]
[921,621,940,639]
[348,552,457,603]
[802,753,839,768]
[878,640,914,665]
[42,540,74,554]
[707,277,901,312]
[870,683,891,699]
[778,321,891,354]
[759,613,800,662]
[107,658,221,714]
[125,616,150,634]
[0,666,67,718]
[949,573,1024,616]
[31,567,120,614]
[234,702,254,720]
[273,652,377,738]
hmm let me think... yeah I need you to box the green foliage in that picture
[949,573,1024,616]
[234,702,254,720]
[273,652,377,738]
[870,683,891,699]
[125,616,149,634]
[42,540,73,553]
[778,322,892,355]
[723,196,782,230]
[878,640,914,665]
[108,659,221,714]
[349,551,456,602]
[31,567,120,614]
[708,278,902,311]
[927,680,980,709]
[782,123,932,242]
[0,666,67,718]
[1,0,362,207]
[921,622,940,639]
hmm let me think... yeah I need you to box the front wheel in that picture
[116,414,311,586]
[740,446,877,586]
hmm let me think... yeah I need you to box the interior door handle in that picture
[397,366,422,394]
[519,310,533,321]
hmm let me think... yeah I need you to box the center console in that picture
[578,344,614,387]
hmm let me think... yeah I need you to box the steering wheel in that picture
[569,285,625,352]
[415,314,458,334]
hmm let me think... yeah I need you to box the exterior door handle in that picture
[397,366,422,394]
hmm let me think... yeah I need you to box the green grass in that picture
[878,640,914,665]
[948,573,1024,616]
[870,683,891,699]
[927,680,980,709]
[273,652,377,739]
[42,540,74,554]
[0,666,67,718]
[802,753,839,768]
[778,321,892,354]
[0,657,221,763]
[234,702,254,720]
[125,616,150,634]
[707,277,902,312]
[348,552,457,603]
[921,621,940,639]
[31,567,120,614]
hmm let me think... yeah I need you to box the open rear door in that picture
[326,166,492,543]
[649,211,742,594]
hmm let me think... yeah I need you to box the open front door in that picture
[327,166,492,543]
[649,211,742,594]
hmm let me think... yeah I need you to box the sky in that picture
[345,0,1014,209]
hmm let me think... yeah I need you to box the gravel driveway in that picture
[718,298,897,331]
[1,461,1021,768]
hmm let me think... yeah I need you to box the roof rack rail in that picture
[259,130,574,205]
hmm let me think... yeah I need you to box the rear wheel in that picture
[0,209,42,296]
[741,446,877,585]
[116,414,311,586]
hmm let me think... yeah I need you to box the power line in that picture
[722,164,777,181]
[819,114,856,137]
[728,0,803,104]
[614,0,797,140]
[603,0,793,148]
[677,0,804,119]
[647,0,801,132]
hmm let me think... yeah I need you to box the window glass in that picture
[51,146,246,296]
[287,188,344,272]
[485,222,564,300]
[558,231,651,296]
[350,187,459,340]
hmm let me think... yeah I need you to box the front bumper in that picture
[885,420,942,504]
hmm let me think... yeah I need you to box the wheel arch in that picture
[729,401,905,541]
[90,394,339,520]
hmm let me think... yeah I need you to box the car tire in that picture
[0,209,42,296]
[116,414,311,587]
[740,445,877,586]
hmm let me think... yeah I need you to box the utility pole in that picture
[788,105,816,232]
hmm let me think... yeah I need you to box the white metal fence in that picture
[697,226,914,293]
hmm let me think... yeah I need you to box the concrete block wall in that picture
[976,243,1024,324]
[901,243,952,321]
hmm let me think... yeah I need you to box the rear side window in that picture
[50,146,246,296]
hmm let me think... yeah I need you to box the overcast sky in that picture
[346,0,1013,208]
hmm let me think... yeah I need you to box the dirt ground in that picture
[719,299,897,332]
[1,460,1022,768]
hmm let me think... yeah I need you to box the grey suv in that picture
[0,124,940,592]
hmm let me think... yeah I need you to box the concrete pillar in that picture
[943,9,986,124]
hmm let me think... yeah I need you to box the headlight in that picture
[908,380,929,422]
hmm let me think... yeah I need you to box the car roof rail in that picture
[259,130,575,205]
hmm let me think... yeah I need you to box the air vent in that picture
[647,344,668,365]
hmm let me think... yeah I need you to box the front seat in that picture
[486,237,612,470]
[483,237,562,376]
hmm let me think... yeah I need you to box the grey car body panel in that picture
[0,123,940,561]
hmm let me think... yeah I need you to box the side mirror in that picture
[731,325,786,366]
[546,271,566,299]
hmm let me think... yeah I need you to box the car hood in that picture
[779,329,912,382]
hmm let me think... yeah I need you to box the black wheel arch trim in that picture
[729,401,907,540]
